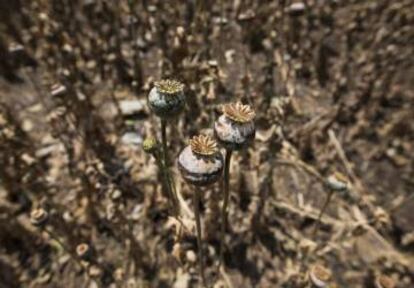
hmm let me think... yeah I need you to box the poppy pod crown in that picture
[178,135,224,186]
[154,79,184,94]
[214,102,256,150]
[222,102,255,123]
[148,79,185,118]
[190,134,217,156]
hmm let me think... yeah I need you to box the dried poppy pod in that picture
[375,274,395,288]
[30,208,49,227]
[178,135,222,286]
[214,102,256,150]
[178,135,224,186]
[215,102,255,268]
[308,264,332,288]
[148,79,185,118]
[326,171,349,192]
[286,2,306,17]
[76,243,92,261]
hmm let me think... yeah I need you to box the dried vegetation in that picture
[0,0,413,287]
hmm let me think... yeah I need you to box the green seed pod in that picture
[178,135,224,186]
[143,137,159,154]
[30,208,49,227]
[148,79,185,118]
[214,102,256,150]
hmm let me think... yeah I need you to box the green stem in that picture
[194,187,207,287]
[160,119,180,213]
[312,189,334,236]
[165,165,180,215]
[155,154,175,212]
[153,146,178,211]
[219,149,233,268]
[161,119,169,166]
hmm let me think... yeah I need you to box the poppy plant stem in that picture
[153,149,179,216]
[193,187,207,287]
[313,188,334,236]
[219,149,233,267]
[160,119,179,213]
[161,119,168,166]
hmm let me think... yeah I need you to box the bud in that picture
[142,137,158,154]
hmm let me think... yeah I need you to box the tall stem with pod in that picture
[147,79,185,212]
[214,102,256,267]
[178,135,224,287]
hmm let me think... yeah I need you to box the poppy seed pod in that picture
[287,2,306,17]
[178,135,224,186]
[309,264,332,288]
[148,79,185,118]
[30,208,49,227]
[326,171,349,192]
[375,275,395,288]
[76,243,92,261]
[214,102,256,150]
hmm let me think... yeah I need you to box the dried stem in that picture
[312,189,335,236]
[43,227,86,272]
[127,0,143,92]
[219,149,233,267]
[43,224,115,287]
[193,186,207,287]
